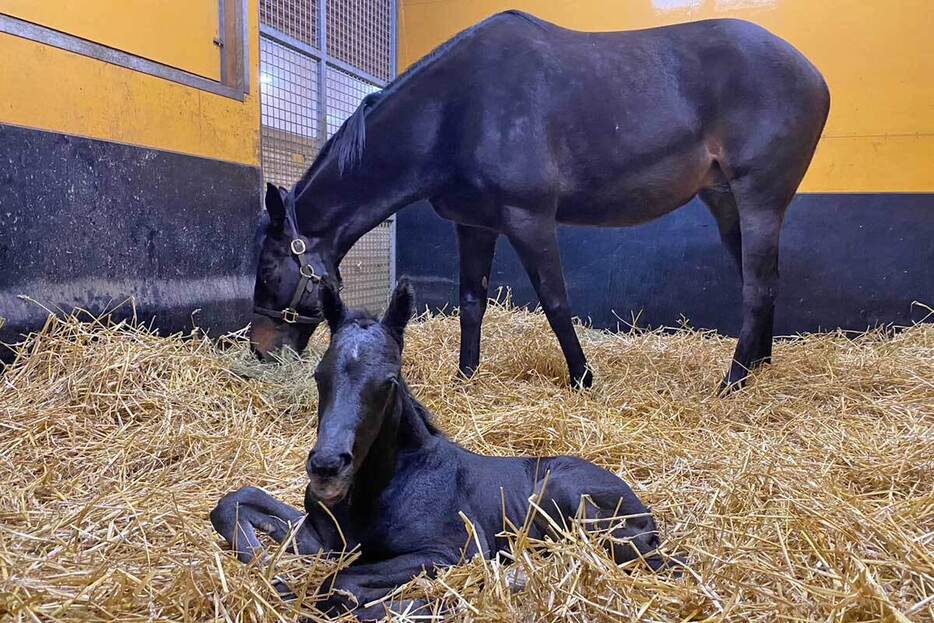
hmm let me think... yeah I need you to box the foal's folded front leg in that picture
[317,550,455,621]
[210,486,324,563]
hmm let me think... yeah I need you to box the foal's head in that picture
[304,279,415,507]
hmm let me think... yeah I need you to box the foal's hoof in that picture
[646,552,689,577]
[506,566,529,592]
[572,368,594,390]
[272,577,296,601]
[316,587,358,617]
[356,599,432,621]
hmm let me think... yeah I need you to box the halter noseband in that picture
[253,189,334,325]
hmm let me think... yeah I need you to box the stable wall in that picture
[0,2,263,354]
[395,0,934,334]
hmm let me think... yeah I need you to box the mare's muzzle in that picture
[249,313,319,361]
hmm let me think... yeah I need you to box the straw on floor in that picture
[1,301,931,622]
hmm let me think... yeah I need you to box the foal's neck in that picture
[351,382,436,505]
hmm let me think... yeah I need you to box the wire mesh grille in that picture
[259,38,320,187]
[327,0,394,81]
[324,64,386,311]
[341,222,393,311]
[326,66,381,136]
[259,0,318,46]
[259,1,395,313]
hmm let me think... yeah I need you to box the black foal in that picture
[212,280,667,620]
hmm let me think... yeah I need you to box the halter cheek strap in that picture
[253,188,336,325]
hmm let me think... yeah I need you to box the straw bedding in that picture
[1,302,932,622]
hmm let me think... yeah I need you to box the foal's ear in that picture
[264,183,286,230]
[381,278,415,345]
[321,279,346,333]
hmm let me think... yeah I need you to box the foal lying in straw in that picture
[212,280,668,619]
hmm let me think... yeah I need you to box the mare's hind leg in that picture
[531,458,663,569]
[706,191,775,371]
[701,188,774,380]
[722,178,791,391]
[210,486,323,564]
[456,224,499,378]
[698,188,742,277]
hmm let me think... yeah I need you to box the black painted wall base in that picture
[397,195,934,336]
[0,124,262,359]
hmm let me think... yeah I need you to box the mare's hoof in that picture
[721,353,774,395]
[751,355,772,369]
[719,366,749,396]
[718,377,746,396]
[572,368,594,390]
[455,365,480,385]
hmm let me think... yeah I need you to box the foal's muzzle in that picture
[305,450,353,507]
[306,450,352,478]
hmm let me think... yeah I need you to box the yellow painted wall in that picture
[3,0,222,80]
[399,0,934,193]
[0,1,260,166]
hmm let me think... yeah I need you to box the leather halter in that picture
[253,189,329,325]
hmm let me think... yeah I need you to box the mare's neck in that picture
[294,95,438,261]
[350,382,437,505]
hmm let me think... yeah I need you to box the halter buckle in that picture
[290,238,307,255]
[299,264,320,281]
[281,308,299,324]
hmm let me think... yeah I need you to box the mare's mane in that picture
[294,10,545,192]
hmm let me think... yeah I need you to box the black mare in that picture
[250,11,830,390]
[214,280,666,620]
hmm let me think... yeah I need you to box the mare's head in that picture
[250,183,339,361]
[304,278,415,507]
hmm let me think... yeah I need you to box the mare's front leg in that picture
[319,551,455,621]
[456,224,499,379]
[502,205,592,388]
[210,486,323,564]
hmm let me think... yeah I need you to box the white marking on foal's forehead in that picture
[337,322,385,362]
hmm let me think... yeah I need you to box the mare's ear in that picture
[264,183,286,230]
[321,279,346,333]
[381,278,415,346]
